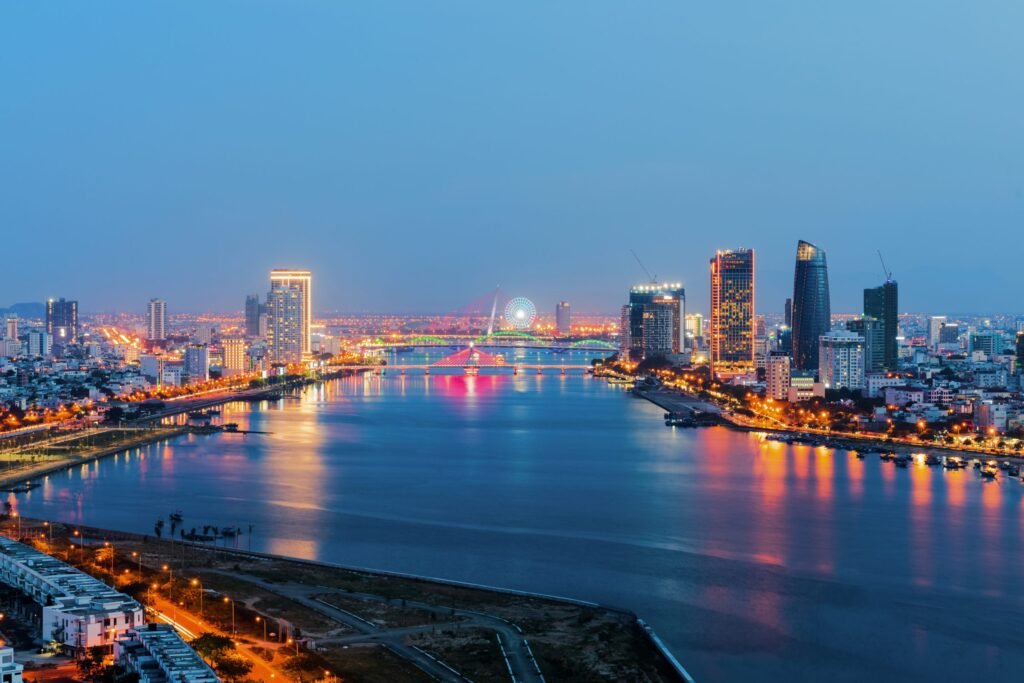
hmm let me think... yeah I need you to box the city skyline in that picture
[3,3,1023,314]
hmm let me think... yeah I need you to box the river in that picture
[11,359,1024,681]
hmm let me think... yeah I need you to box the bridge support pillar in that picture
[424,367,430,375]
[561,367,566,375]
[400,368,405,375]
[513,366,519,375]
[537,367,543,375]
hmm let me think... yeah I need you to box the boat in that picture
[169,510,184,523]
[880,452,896,462]
[855,452,866,459]
[895,455,911,468]
[221,526,241,537]
[223,423,239,432]
[925,454,941,466]
[1007,465,1020,477]
[980,469,997,481]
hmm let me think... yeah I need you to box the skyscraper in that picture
[4,317,17,342]
[244,295,263,338]
[784,298,792,328]
[267,269,312,362]
[846,316,884,373]
[790,240,831,372]
[555,302,571,336]
[45,298,78,346]
[864,281,898,370]
[622,283,685,361]
[927,316,947,349]
[709,249,755,378]
[222,337,249,373]
[147,299,167,341]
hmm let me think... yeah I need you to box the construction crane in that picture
[877,250,893,282]
[631,249,657,283]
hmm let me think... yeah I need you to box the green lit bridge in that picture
[362,331,618,354]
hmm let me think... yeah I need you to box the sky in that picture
[2,2,1022,316]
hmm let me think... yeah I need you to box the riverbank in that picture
[0,425,189,490]
[13,517,693,683]
[634,386,1024,464]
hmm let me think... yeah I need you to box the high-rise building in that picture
[45,298,78,346]
[863,281,898,370]
[765,351,791,401]
[1016,332,1024,368]
[791,240,831,371]
[555,302,571,336]
[819,329,866,391]
[26,330,50,357]
[222,337,249,373]
[784,298,792,328]
[846,316,884,373]
[709,249,754,378]
[183,345,209,383]
[146,299,167,341]
[244,295,263,338]
[267,269,312,362]
[4,317,17,341]
[622,283,685,361]
[927,316,947,349]
[969,331,1002,357]
[938,322,960,345]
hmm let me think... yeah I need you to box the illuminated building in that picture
[222,337,249,373]
[116,625,218,683]
[791,240,831,371]
[146,298,166,341]
[45,297,78,347]
[622,283,685,361]
[268,269,312,362]
[4,316,18,341]
[1017,331,1024,368]
[788,370,825,402]
[555,301,571,336]
[765,351,791,400]
[863,280,898,370]
[818,329,866,390]
[939,322,960,345]
[709,249,754,378]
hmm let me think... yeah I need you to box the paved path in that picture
[213,571,546,683]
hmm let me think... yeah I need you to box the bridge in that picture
[349,346,599,376]
[363,331,618,354]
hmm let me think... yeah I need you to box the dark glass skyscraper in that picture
[45,297,78,345]
[791,240,831,371]
[864,281,898,370]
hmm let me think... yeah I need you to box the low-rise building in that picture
[0,647,23,683]
[0,537,144,655]
[116,623,220,683]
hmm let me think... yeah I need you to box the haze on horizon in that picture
[2,2,1022,317]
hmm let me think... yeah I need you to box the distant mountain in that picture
[0,302,45,320]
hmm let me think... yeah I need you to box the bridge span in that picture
[342,364,594,376]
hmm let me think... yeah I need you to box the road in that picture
[213,571,546,683]
[148,594,285,682]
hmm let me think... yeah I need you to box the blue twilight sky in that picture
[1,2,1022,316]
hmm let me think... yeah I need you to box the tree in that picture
[214,654,253,682]
[191,632,236,660]
[77,646,108,682]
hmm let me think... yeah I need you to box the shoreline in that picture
[33,518,695,683]
[634,387,1024,463]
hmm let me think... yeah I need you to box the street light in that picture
[287,637,299,655]
[191,578,203,617]
[44,521,52,544]
[162,565,173,600]
[223,596,235,634]
[255,615,267,641]
[132,551,142,578]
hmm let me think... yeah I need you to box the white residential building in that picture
[819,329,866,391]
[116,624,219,683]
[0,537,144,655]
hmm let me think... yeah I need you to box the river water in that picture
[12,357,1024,681]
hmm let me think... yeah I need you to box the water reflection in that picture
[10,374,1024,683]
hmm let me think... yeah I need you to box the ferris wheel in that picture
[503,297,537,330]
